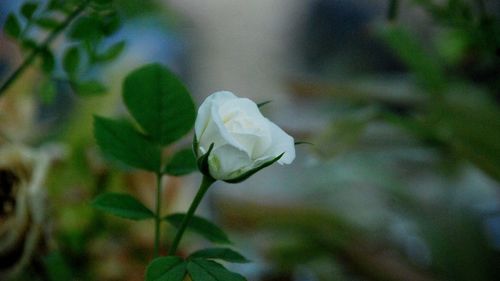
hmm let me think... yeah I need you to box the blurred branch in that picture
[388,0,400,21]
[0,0,90,97]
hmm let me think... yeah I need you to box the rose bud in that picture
[194,91,295,182]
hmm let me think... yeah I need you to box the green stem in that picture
[0,0,89,97]
[154,172,163,257]
[168,175,215,255]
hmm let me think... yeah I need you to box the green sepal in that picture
[224,153,284,184]
[257,100,272,108]
[197,143,215,179]
[145,256,186,281]
[91,192,155,220]
[189,248,250,263]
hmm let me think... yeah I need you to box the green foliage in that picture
[189,248,250,263]
[20,2,38,20]
[165,213,231,244]
[163,148,197,176]
[187,259,247,281]
[63,46,81,77]
[91,193,155,220]
[123,64,196,146]
[94,116,161,171]
[95,41,126,62]
[146,257,186,281]
[4,14,21,38]
[379,25,446,94]
[0,0,126,98]
[40,48,56,73]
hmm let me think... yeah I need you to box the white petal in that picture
[208,144,253,180]
[195,91,237,140]
[263,121,295,164]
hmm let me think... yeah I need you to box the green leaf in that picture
[187,259,246,281]
[63,46,80,77]
[165,213,231,244]
[163,148,197,176]
[21,2,38,20]
[91,192,154,220]
[224,153,284,184]
[35,17,60,29]
[4,14,21,38]
[40,48,55,73]
[189,248,250,263]
[94,116,161,171]
[74,80,106,96]
[146,257,186,281]
[96,41,126,62]
[123,63,196,146]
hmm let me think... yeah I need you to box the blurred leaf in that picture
[165,213,231,244]
[63,46,80,77]
[96,41,126,62]
[21,38,38,49]
[94,116,161,171]
[91,192,155,220]
[74,80,106,96]
[146,257,186,281]
[163,148,197,176]
[21,2,38,20]
[438,101,500,181]
[189,248,250,263]
[379,25,446,94]
[99,11,121,35]
[123,63,196,146]
[40,79,56,104]
[187,259,246,281]
[4,14,22,38]
[43,251,73,281]
[40,48,55,73]
[35,17,61,29]
[68,16,100,41]
[257,100,272,108]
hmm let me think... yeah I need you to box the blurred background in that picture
[1,0,499,280]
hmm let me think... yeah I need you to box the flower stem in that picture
[0,0,89,97]
[154,172,163,257]
[168,175,215,255]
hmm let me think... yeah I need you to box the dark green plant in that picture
[1,0,125,98]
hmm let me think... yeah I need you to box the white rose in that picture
[194,91,295,181]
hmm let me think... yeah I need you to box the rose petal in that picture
[262,121,295,165]
[208,144,253,180]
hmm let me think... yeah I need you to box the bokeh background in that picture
[1,0,500,280]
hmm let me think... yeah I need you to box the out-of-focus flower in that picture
[0,144,50,279]
[194,91,295,181]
